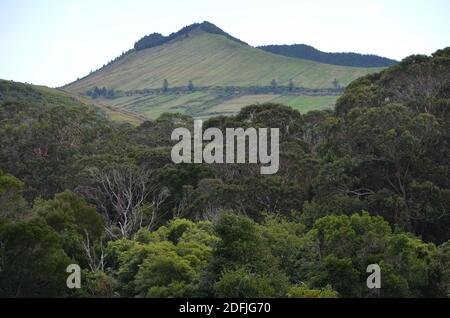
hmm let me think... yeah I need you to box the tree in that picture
[134,249,198,297]
[288,79,294,92]
[72,270,118,298]
[0,219,71,297]
[208,214,289,297]
[33,191,106,271]
[79,164,170,238]
[294,213,448,298]
[106,219,217,297]
[163,79,169,92]
[34,191,104,240]
[336,48,450,115]
[0,171,27,220]
[214,267,280,298]
[271,79,278,91]
[188,80,194,91]
[287,285,338,298]
[332,78,339,88]
[0,102,111,200]
[315,103,450,242]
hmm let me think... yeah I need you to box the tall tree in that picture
[163,79,169,92]
[271,79,278,91]
[288,79,294,92]
[188,80,194,92]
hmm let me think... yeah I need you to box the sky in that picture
[0,0,449,87]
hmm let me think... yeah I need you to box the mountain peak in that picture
[134,21,247,51]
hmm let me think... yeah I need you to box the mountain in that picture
[134,21,247,51]
[258,44,398,68]
[64,22,384,119]
[0,79,145,125]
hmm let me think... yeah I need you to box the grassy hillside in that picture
[65,30,382,93]
[63,25,385,119]
[102,91,339,119]
[0,80,145,125]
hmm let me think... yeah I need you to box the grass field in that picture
[204,94,280,114]
[272,95,338,113]
[65,30,383,93]
[97,90,339,119]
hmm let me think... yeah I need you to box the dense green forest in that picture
[259,44,398,68]
[0,48,449,298]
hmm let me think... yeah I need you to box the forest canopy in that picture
[0,48,449,298]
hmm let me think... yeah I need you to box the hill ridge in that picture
[134,21,247,51]
[0,79,145,125]
[258,44,398,68]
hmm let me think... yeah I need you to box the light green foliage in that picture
[438,242,450,297]
[107,219,218,297]
[260,216,306,281]
[296,213,448,298]
[214,267,282,298]
[210,214,290,297]
[287,285,338,298]
[382,233,444,297]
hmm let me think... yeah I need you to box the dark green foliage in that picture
[208,214,290,297]
[72,270,118,298]
[134,21,247,51]
[271,79,277,90]
[0,218,71,297]
[86,86,119,99]
[315,103,450,243]
[0,101,112,200]
[336,47,450,116]
[34,191,105,241]
[188,80,194,91]
[134,33,166,51]
[0,79,99,110]
[294,213,448,297]
[0,170,28,220]
[0,48,449,298]
[288,79,294,92]
[163,79,169,92]
[259,44,398,67]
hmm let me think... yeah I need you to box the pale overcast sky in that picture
[0,0,449,87]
